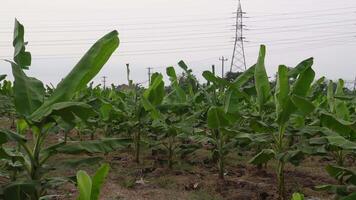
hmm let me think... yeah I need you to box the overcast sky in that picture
[0,0,355,87]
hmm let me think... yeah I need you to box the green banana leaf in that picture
[207,106,230,129]
[275,65,290,125]
[30,30,119,121]
[9,61,44,117]
[91,164,110,200]
[13,19,31,69]
[77,170,92,200]
[254,45,271,110]
[55,138,132,154]
[166,66,186,102]
[249,149,275,165]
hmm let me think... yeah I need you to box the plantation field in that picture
[0,123,338,200]
[0,20,355,200]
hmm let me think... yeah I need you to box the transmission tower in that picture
[102,76,107,89]
[230,0,247,72]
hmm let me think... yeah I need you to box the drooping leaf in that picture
[249,149,275,165]
[288,57,313,78]
[202,71,230,87]
[0,129,27,145]
[230,64,255,89]
[31,102,96,124]
[31,30,119,120]
[320,112,355,139]
[291,95,315,115]
[325,165,356,185]
[325,136,356,150]
[56,138,132,154]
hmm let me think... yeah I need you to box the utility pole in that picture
[126,63,132,87]
[230,0,247,72]
[353,76,356,92]
[147,67,153,85]
[102,76,107,89]
[219,56,228,78]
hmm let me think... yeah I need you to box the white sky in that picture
[0,0,355,87]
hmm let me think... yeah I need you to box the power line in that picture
[0,22,233,34]
[8,16,233,29]
[245,10,356,22]
[245,6,356,17]
[248,33,356,44]
[0,30,233,43]
[246,21,356,31]
[245,21,356,35]
[0,35,233,47]
[0,45,233,59]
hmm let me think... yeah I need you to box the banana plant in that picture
[0,19,131,199]
[76,163,110,200]
[249,45,316,200]
[142,69,198,169]
[198,62,257,180]
[316,165,356,200]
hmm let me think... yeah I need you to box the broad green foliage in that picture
[207,106,230,129]
[0,20,121,200]
[31,30,120,123]
[10,61,44,117]
[0,19,355,200]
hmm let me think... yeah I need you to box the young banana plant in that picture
[142,68,198,169]
[76,164,110,200]
[250,45,316,200]
[201,63,256,180]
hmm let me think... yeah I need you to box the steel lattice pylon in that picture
[230,0,247,72]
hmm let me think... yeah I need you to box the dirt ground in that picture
[45,146,337,200]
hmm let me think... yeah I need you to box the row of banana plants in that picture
[0,19,355,200]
